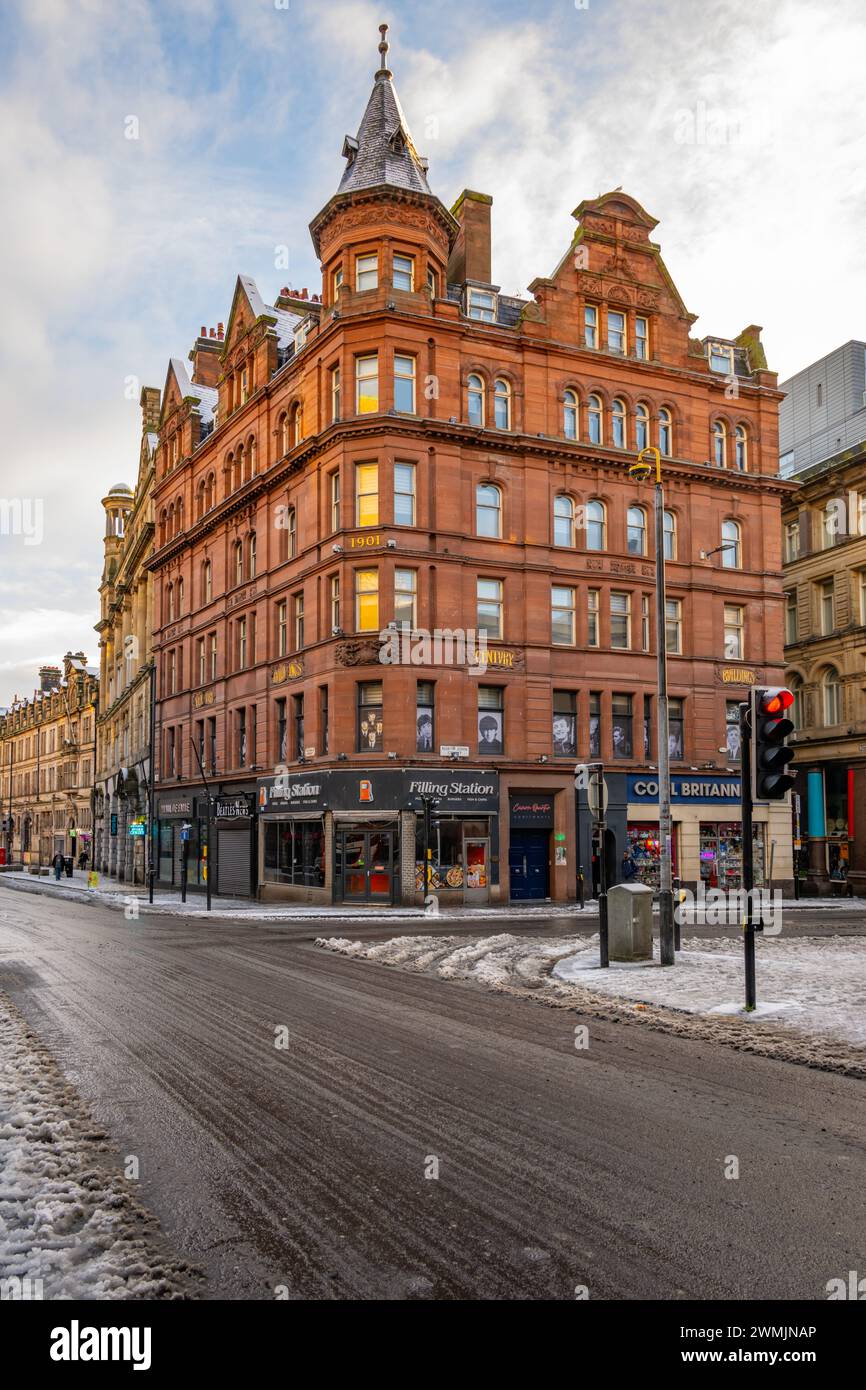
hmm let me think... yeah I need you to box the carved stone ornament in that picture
[335,639,383,667]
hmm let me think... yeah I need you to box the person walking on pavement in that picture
[51,851,65,881]
[621,848,638,883]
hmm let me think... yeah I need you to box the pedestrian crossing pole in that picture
[739,700,757,1010]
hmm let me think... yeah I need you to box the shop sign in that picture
[718,666,759,685]
[510,795,554,828]
[259,773,329,812]
[257,769,500,814]
[214,795,252,820]
[467,647,522,671]
[271,658,304,684]
[628,775,741,804]
[158,798,193,817]
[128,822,146,837]
[110,813,118,836]
[402,770,499,813]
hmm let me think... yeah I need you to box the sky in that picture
[0,0,864,709]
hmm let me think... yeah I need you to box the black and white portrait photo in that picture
[478,711,503,755]
[552,713,576,757]
[416,710,433,752]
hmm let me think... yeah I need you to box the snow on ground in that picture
[317,931,866,1071]
[0,995,202,1299]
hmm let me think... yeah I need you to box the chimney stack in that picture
[38,665,61,693]
[447,189,493,287]
[189,330,222,388]
[140,386,160,432]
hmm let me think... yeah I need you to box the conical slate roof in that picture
[337,26,431,196]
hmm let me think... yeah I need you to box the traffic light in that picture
[750,686,796,800]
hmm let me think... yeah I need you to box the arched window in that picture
[721,518,742,569]
[663,509,676,561]
[235,446,245,489]
[248,532,257,580]
[636,402,650,452]
[167,502,175,539]
[735,425,748,471]
[713,420,727,467]
[612,398,626,449]
[588,393,602,444]
[249,437,257,476]
[207,472,215,509]
[586,499,606,551]
[788,674,803,730]
[476,483,502,538]
[159,510,167,546]
[176,497,183,532]
[563,389,578,440]
[226,452,235,491]
[177,577,184,616]
[467,374,484,427]
[627,505,647,556]
[167,582,175,623]
[202,560,212,605]
[234,540,243,587]
[659,407,673,456]
[279,413,289,456]
[292,403,302,446]
[554,495,575,548]
[823,667,841,726]
[493,378,511,430]
[243,441,253,483]
[196,480,205,521]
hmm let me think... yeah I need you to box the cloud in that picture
[1,0,864,709]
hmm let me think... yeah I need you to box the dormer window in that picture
[708,342,735,374]
[356,254,378,292]
[467,288,496,322]
[294,321,310,353]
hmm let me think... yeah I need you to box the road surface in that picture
[1,888,864,1300]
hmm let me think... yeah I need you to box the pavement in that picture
[1,889,865,1299]
[2,868,865,931]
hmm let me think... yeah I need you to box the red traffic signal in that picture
[758,689,794,716]
[750,686,796,800]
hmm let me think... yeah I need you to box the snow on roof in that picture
[266,305,304,351]
[169,357,217,424]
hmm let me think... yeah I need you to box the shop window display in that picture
[627,822,677,891]
[263,820,325,887]
[414,816,491,891]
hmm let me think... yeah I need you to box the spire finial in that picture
[377,22,389,74]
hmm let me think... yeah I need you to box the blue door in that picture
[509,830,550,900]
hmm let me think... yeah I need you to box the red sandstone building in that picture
[147,28,794,905]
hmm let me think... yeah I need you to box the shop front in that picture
[257,768,500,906]
[626,773,786,891]
[155,786,257,898]
[508,794,554,900]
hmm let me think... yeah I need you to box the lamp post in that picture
[632,448,675,966]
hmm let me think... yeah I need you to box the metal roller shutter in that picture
[217,827,250,897]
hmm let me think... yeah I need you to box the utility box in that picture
[608,883,653,961]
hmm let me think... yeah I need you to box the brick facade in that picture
[145,38,795,903]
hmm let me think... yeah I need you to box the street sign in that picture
[575,763,608,816]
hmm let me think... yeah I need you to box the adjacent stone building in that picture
[782,435,866,894]
[92,388,161,883]
[145,26,795,904]
[0,655,98,869]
